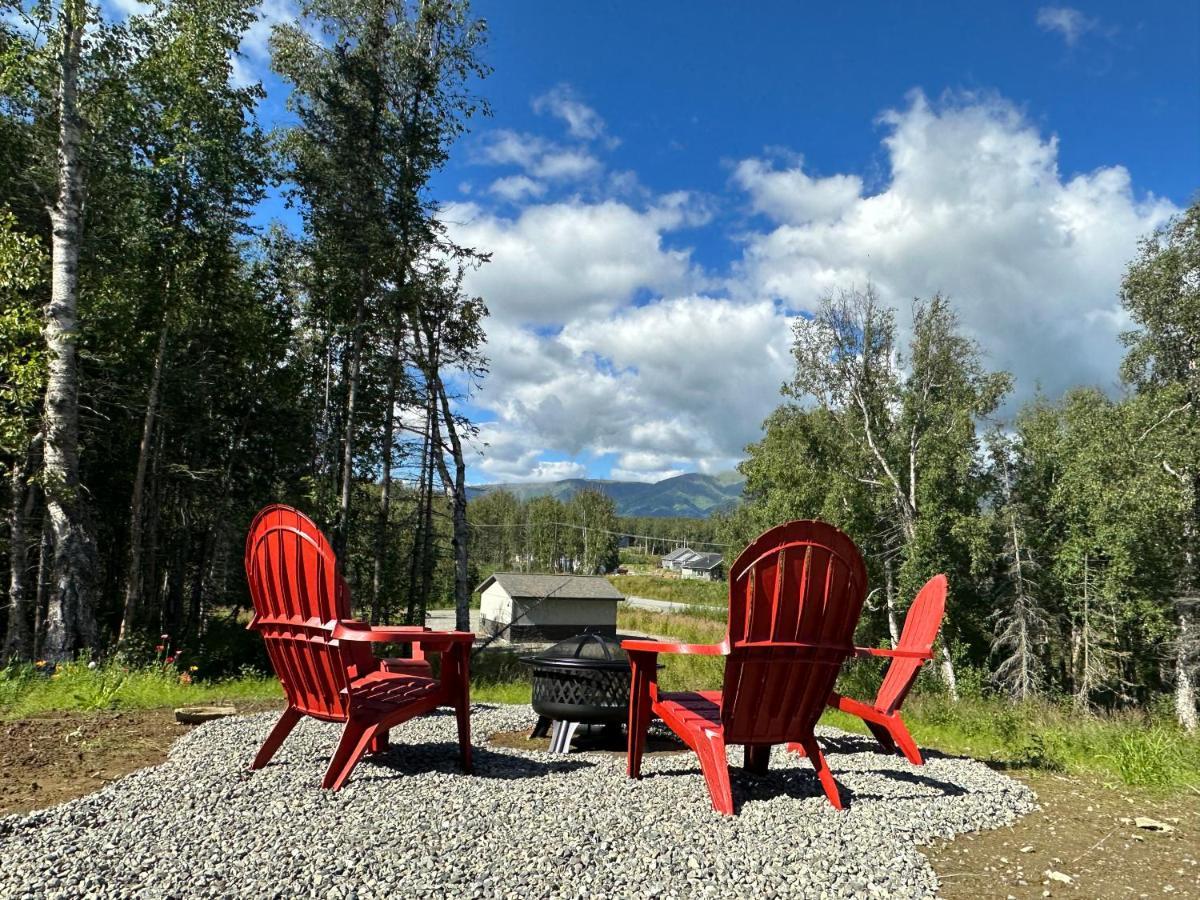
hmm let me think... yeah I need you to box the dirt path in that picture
[928,769,1200,898]
[3,709,1197,898]
[0,703,280,817]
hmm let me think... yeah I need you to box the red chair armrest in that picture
[621,639,727,656]
[852,646,933,660]
[332,622,474,648]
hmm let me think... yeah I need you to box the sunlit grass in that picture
[0,660,281,719]
[609,574,727,607]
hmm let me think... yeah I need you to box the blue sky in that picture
[125,0,1200,485]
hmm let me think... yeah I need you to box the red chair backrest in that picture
[876,574,947,714]
[720,521,868,744]
[244,504,372,720]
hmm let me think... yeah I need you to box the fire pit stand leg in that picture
[549,720,580,753]
[530,715,552,739]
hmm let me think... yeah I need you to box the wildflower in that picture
[178,673,192,685]
[189,665,199,672]
[155,645,165,653]
[51,673,61,680]
[34,660,47,668]
[87,661,98,670]
[165,656,175,665]
[160,634,169,640]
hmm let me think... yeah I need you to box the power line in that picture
[466,519,730,549]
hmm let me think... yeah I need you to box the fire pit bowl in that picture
[521,632,634,752]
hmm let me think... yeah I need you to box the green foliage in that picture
[0,207,46,456]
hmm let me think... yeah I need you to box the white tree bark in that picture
[1175,607,1198,733]
[41,0,97,661]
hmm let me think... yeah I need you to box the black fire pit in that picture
[521,632,632,753]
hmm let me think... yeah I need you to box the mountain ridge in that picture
[466,472,744,518]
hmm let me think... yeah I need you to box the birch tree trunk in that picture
[883,555,900,645]
[1174,608,1198,733]
[41,0,98,660]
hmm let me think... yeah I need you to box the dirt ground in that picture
[927,769,1200,898]
[0,703,279,817]
[2,709,1197,898]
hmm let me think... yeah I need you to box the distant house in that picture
[477,573,625,642]
[661,547,696,571]
[679,552,725,582]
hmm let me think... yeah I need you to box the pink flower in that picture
[165,656,175,665]
[155,644,165,652]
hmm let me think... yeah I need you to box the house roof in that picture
[662,547,695,562]
[476,573,625,601]
[680,552,724,571]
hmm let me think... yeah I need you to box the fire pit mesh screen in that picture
[530,666,630,709]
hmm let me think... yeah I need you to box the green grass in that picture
[0,660,282,719]
[820,688,1200,791]
[609,574,728,607]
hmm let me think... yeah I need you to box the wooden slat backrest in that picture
[720,521,867,744]
[876,574,947,714]
[244,505,369,720]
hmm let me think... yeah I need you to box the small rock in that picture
[1134,817,1175,833]
[1045,870,1073,885]
[174,706,238,724]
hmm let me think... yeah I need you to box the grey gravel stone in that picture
[0,704,1034,899]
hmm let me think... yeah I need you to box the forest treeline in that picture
[1,0,490,660]
[467,488,723,576]
[720,203,1200,730]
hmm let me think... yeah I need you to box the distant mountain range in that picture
[466,472,745,518]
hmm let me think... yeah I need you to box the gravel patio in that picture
[0,704,1035,899]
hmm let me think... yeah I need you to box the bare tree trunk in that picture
[334,297,366,561]
[883,555,900,645]
[432,374,471,633]
[1174,607,1197,733]
[405,405,432,626]
[4,437,41,660]
[33,518,51,657]
[119,314,169,642]
[416,388,438,620]
[41,0,97,660]
[938,642,958,699]
[371,335,401,623]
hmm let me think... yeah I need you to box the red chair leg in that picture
[251,706,302,770]
[800,736,844,810]
[887,714,924,765]
[744,744,771,774]
[696,730,734,815]
[368,729,389,754]
[786,741,806,757]
[626,654,653,779]
[865,720,897,755]
[322,718,378,791]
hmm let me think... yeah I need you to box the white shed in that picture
[477,573,625,642]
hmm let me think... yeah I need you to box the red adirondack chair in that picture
[624,520,868,814]
[244,504,474,790]
[817,574,947,766]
